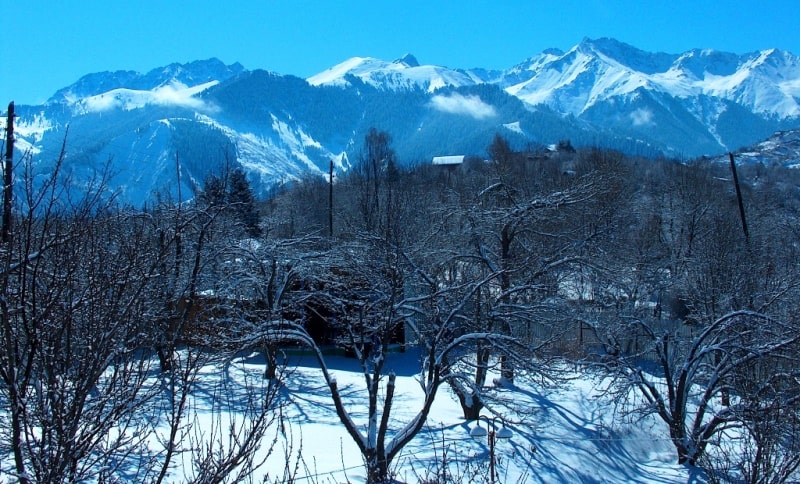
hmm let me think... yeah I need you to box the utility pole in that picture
[724,152,749,407]
[329,159,334,238]
[729,152,749,243]
[3,102,14,244]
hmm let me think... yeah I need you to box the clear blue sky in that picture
[3,0,798,105]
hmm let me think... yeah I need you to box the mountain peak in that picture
[143,58,246,88]
[575,37,675,74]
[394,54,420,67]
[308,54,477,92]
[579,37,638,52]
[48,58,246,104]
[541,47,564,56]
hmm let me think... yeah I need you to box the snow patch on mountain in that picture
[306,57,368,87]
[269,114,327,172]
[697,49,800,118]
[6,113,54,154]
[48,58,244,104]
[507,43,660,115]
[189,111,339,188]
[503,121,524,135]
[505,48,599,112]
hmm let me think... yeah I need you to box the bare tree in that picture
[597,309,799,465]
[146,174,287,483]
[582,160,800,468]
[229,231,517,483]
[0,151,163,482]
[344,128,398,236]
[0,145,289,482]
[436,142,616,420]
[701,376,800,484]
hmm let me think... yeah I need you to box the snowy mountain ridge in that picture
[47,58,246,104]
[313,38,800,119]
[307,54,486,93]
[6,38,800,206]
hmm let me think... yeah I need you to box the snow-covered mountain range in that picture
[6,38,800,205]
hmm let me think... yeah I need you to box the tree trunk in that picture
[456,347,490,419]
[670,423,698,466]
[676,448,697,466]
[156,345,173,373]
[365,450,390,484]
[499,225,514,384]
[9,385,29,484]
[458,391,483,421]
[263,343,277,380]
[499,354,514,386]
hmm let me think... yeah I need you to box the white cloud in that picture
[151,83,208,109]
[630,107,654,127]
[80,81,220,113]
[430,93,497,120]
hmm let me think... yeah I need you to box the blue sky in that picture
[3,0,798,105]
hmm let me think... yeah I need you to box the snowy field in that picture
[165,347,704,483]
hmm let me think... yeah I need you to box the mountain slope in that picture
[6,39,800,205]
[714,127,800,168]
[311,38,800,155]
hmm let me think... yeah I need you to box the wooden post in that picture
[3,102,14,244]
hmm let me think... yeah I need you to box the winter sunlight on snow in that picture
[2,2,799,482]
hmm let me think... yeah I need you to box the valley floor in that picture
[182,348,703,483]
[0,347,707,483]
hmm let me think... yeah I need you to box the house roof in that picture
[432,155,465,166]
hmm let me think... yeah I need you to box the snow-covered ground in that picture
[175,348,702,483]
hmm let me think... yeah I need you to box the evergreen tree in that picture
[201,174,226,207]
[199,168,261,237]
[228,168,261,237]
